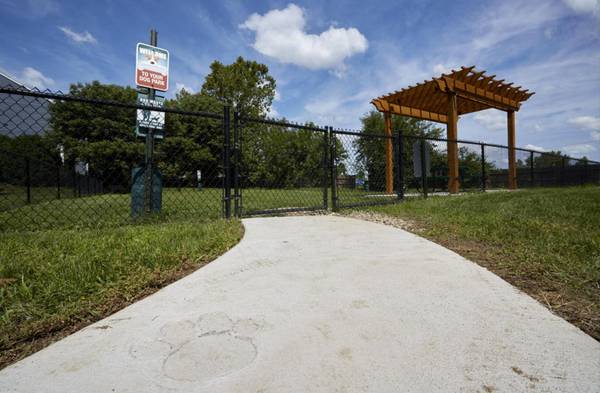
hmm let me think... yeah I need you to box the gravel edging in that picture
[332,210,420,232]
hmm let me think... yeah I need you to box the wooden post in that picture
[384,111,393,193]
[507,110,517,189]
[447,93,459,193]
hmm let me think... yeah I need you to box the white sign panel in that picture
[136,43,169,91]
[136,95,165,129]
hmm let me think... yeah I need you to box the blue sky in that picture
[1,0,599,159]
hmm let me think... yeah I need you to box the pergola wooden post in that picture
[447,92,459,193]
[371,66,533,194]
[384,111,394,193]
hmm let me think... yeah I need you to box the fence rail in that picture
[1,86,598,231]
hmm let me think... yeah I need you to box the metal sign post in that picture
[144,30,158,213]
[131,29,169,216]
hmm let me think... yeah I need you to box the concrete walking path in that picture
[1,216,599,392]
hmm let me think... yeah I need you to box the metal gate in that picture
[223,108,329,218]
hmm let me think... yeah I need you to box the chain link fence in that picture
[331,131,600,208]
[1,86,599,231]
[0,86,225,231]
[235,115,328,216]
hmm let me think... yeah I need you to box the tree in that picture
[48,82,141,191]
[160,89,223,187]
[0,134,60,189]
[241,121,342,188]
[524,150,564,168]
[201,56,276,117]
[47,82,231,190]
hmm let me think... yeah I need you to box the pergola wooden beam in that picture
[372,99,448,123]
[437,77,521,111]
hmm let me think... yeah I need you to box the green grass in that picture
[0,218,243,367]
[361,186,600,339]
[3,183,598,366]
[0,187,223,231]
[0,184,491,232]
[0,184,79,212]
[0,186,338,231]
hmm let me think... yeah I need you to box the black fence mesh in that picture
[0,87,224,231]
[236,116,328,215]
[1,86,599,231]
[331,130,398,208]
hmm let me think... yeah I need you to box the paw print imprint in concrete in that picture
[129,312,261,383]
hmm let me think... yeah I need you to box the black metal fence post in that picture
[223,106,232,219]
[396,129,404,199]
[481,144,486,192]
[322,127,328,210]
[584,159,589,185]
[329,128,338,211]
[561,156,566,186]
[233,110,240,218]
[25,157,31,204]
[56,161,61,199]
[420,139,428,198]
[86,172,90,195]
[72,163,77,197]
[529,151,534,187]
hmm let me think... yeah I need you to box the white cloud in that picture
[561,143,597,155]
[470,1,563,51]
[473,110,506,131]
[568,115,600,130]
[175,82,194,93]
[59,26,97,44]
[19,67,54,89]
[432,64,451,75]
[592,130,600,140]
[524,144,547,152]
[562,0,600,14]
[240,4,368,73]
[274,89,281,101]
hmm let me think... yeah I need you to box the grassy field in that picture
[0,183,495,231]
[0,217,243,368]
[357,186,600,339]
[0,184,79,212]
[0,186,333,231]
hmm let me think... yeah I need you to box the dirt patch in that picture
[341,210,600,341]
[0,278,17,288]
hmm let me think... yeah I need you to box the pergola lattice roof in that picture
[371,66,534,123]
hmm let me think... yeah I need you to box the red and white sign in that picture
[135,43,169,91]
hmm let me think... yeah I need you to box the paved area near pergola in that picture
[1,216,598,392]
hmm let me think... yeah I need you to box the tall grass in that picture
[0,218,243,367]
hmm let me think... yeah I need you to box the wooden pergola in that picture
[371,66,534,193]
